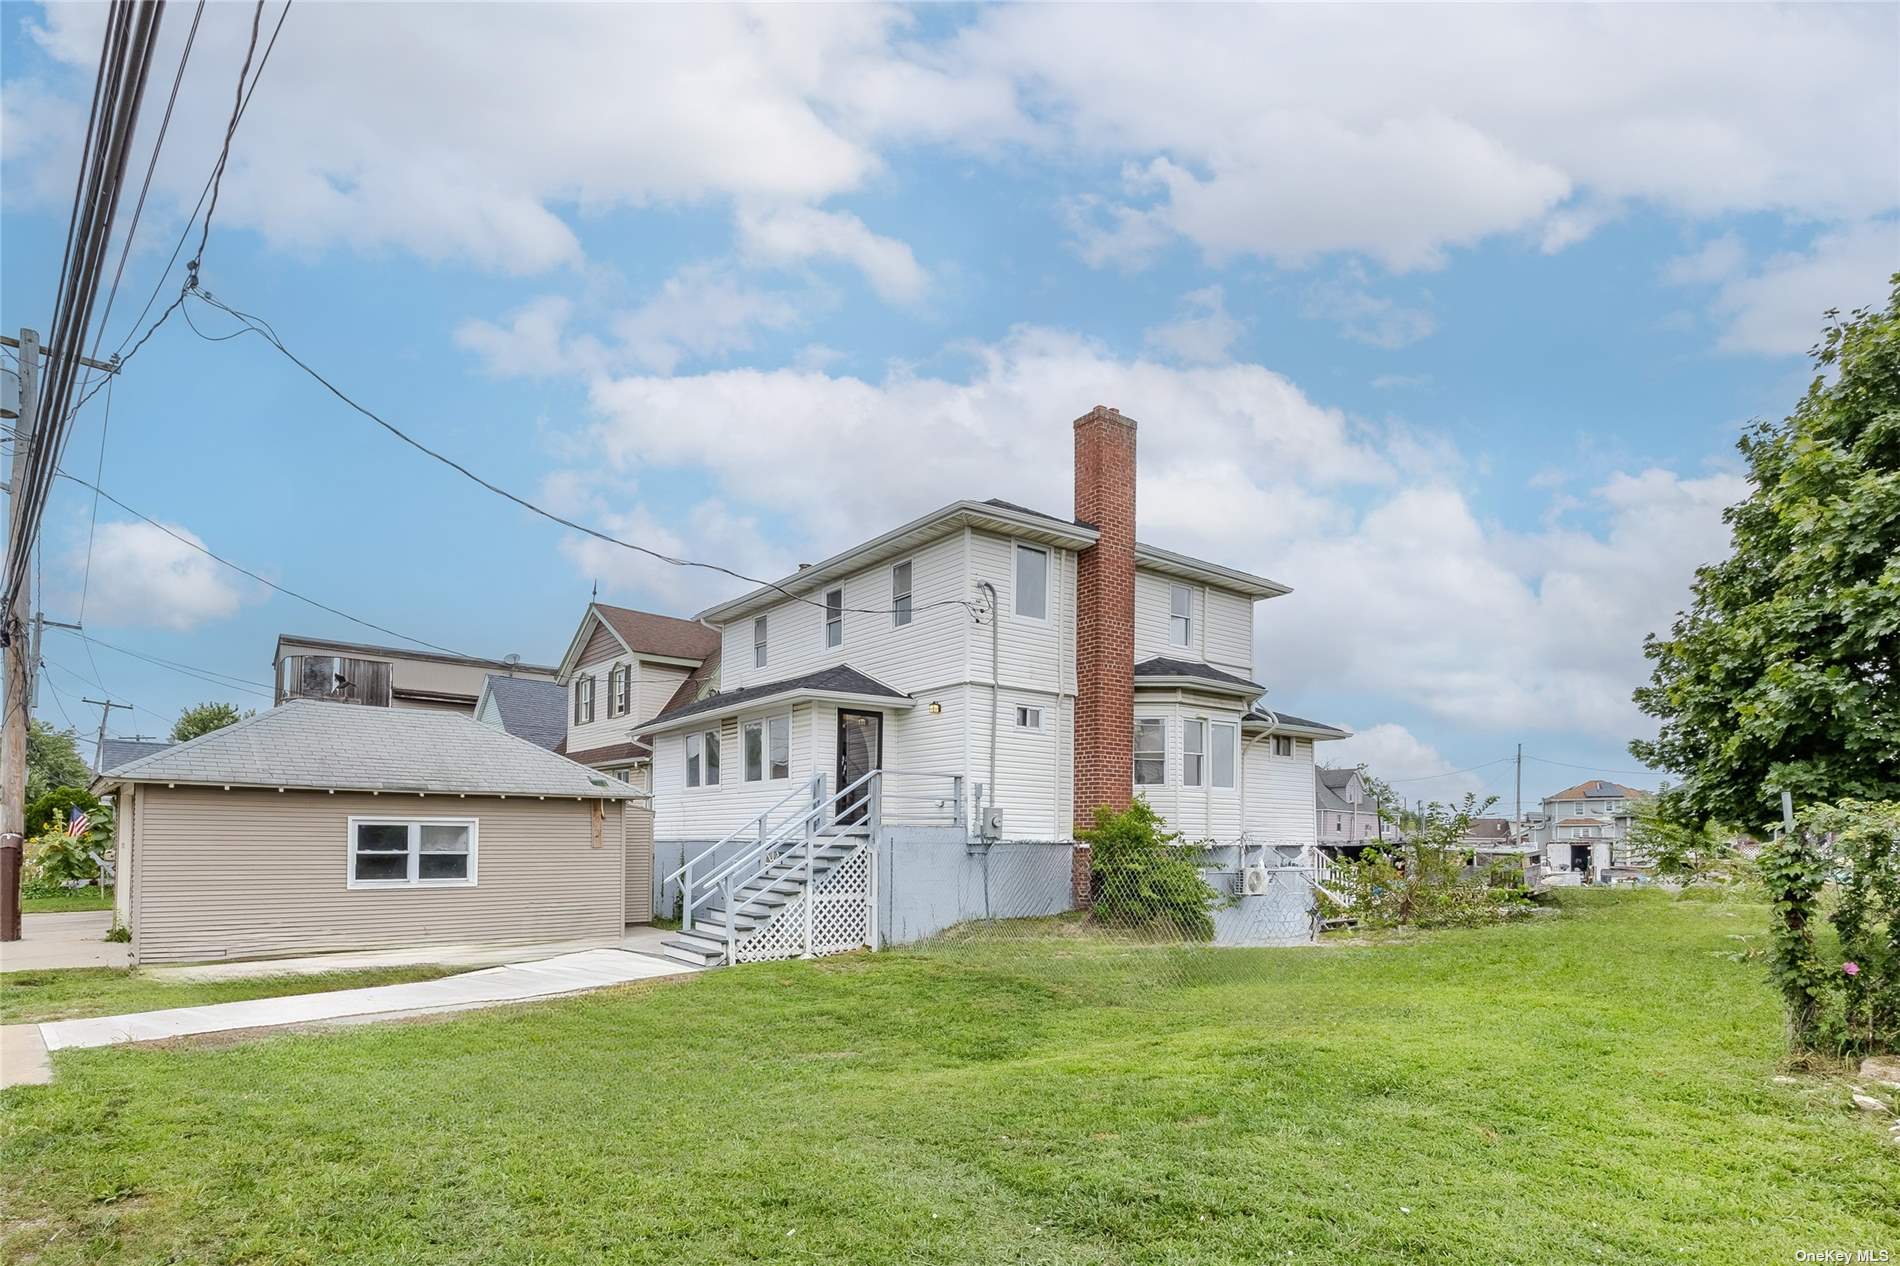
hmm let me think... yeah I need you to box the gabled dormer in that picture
[555,603,720,779]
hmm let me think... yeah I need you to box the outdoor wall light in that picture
[928,701,943,714]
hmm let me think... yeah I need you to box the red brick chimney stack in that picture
[1071,405,1137,903]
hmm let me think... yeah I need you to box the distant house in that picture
[95,701,644,964]
[552,603,723,789]
[1530,778,1649,878]
[1315,766,1394,850]
[475,674,567,753]
[273,634,558,715]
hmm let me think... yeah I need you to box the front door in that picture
[835,710,883,825]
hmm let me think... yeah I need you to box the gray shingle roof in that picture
[1133,656,1264,692]
[649,664,905,726]
[480,674,568,751]
[97,701,638,798]
[1244,703,1352,739]
[98,737,173,773]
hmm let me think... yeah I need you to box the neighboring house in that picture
[97,737,172,774]
[474,674,567,752]
[552,603,722,789]
[1530,778,1650,877]
[95,700,645,965]
[642,406,1349,963]
[273,634,557,715]
[1314,766,1395,850]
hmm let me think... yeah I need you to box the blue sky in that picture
[2,3,1895,809]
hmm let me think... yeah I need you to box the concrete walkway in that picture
[0,911,129,972]
[36,947,700,1054]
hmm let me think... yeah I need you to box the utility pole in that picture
[1514,743,1523,833]
[82,698,133,773]
[1,329,40,942]
[30,614,83,708]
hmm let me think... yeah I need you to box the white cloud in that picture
[1301,269,1436,349]
[1663,233,1747,287]
[552,329,1738,743]
[455,297,609,379]
[1703,221,1899,357]
[736,205,928,304]
[1143,286,1242,364]
[73,521,247,632]
[1323,724,1489,803]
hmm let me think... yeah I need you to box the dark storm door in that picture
[835,710,883,826]
[1570,844,1591,871]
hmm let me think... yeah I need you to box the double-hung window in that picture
[687,730,721,787]
[753,616,768,668]
[607,664,630,718]
[1169,584,1192,647]
[1014,543,1048,620]
[1211,722,1237,789]
[574,675,594,724]
[1183,719,1206,787]
[1272,735,1294,758]
[349,818,477,888]
[892,560,913,627]
[1134,718,1166,786]
[825,589,844,648]
[743,715,791,782]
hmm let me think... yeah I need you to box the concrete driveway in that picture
[0,911,129,972]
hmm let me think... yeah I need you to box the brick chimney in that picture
[1071,405,1137,902]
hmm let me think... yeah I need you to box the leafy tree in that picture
[1626,794,1738,885]
[1331,794,1530,928]
[26,720,90,803]
[25,787,110,842]
[170,701,252,743]
[1632,279,1900,830]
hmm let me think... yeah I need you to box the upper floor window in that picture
[1014,544,1048,620]
[1211,722,1237,789]
[1169,584,1192,647]
[743,715,791,782]
[1183,719,1206,787]
[686,729,721,788]
[1272,735,1294,758]
[753,616,768,669]
[825,588,844,648]
[608,664,631,718]
[892,560,913,627]
[1134,718,1166,786]
[574,675,594,725]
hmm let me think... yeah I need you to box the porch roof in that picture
[641,665,912,735]
[1241,703,1353,741]
[1133,656,1263,696]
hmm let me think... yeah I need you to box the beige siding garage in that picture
[623,802,654,923]
[129,787,627,964]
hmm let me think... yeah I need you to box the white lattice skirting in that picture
[736,845,873,963]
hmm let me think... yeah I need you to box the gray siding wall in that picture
[129,787,626,965]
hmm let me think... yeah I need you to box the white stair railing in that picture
[662,775,826,936]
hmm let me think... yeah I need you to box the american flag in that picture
[66,806,90,838]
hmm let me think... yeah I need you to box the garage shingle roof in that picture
[97,701,639,798]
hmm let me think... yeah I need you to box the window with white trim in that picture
[892,560,913,627]
[1169,584,1192,647]
[1014,544,1047,620]
[1272,735,1294,757]
[687,729,722,788]
[1183,718,1205,787]
[348,818,477,888]
[574,675,594,724]
[743,714,791,782]
[1134,718,1166,786]
[753,616,768,669]
[1015,705,1042,730]
[825,588,844,648]
[1211,721,1237,789]
[610,663,631,717]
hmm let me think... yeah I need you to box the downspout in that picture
[977,580,1001,917]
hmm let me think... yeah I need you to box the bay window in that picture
[1183,719,1205,787]
[1134,718,1166,786]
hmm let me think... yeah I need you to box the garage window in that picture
[348,818,478,888]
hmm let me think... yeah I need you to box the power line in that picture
[77,376,113,622]
[40,657,176,728]
[184,287,977,621]
[69,630,274,697]
[1524,754,1663,779]
[52,467,480,658]
[1383,757,1517,784]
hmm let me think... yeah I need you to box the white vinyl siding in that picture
[1211,722,1237,789]
[1243,734,1316,846]
[1136,570,1255,679]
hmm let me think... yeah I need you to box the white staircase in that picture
[660,824,871,967]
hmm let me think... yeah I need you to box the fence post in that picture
[681,855,694,934]
[723,875,736,965]
[802,826,815,958]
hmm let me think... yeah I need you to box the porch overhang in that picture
[641,665,914,737]
[1241,706,1353,741]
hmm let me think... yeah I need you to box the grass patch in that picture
[2,891,1894,1264]
[20,887,113,914]
[0,964,464,1026]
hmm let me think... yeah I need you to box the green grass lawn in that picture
[2,891,1895,1264]
[20,886,113,914]
[0,964,465,1026]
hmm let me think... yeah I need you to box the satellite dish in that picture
[503,653,522,676]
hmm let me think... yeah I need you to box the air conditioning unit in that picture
[1241,866,1272,896]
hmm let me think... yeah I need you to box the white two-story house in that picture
[641,407,1348,882]
[1531,778,1649,877]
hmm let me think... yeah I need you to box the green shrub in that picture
[104,921,131,944]
[1333,795,1535,929]
[1791,800,1898,1056]
[1081,800,1220,941]
[24,830,103,888]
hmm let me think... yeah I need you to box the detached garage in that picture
[97,700,646,965]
